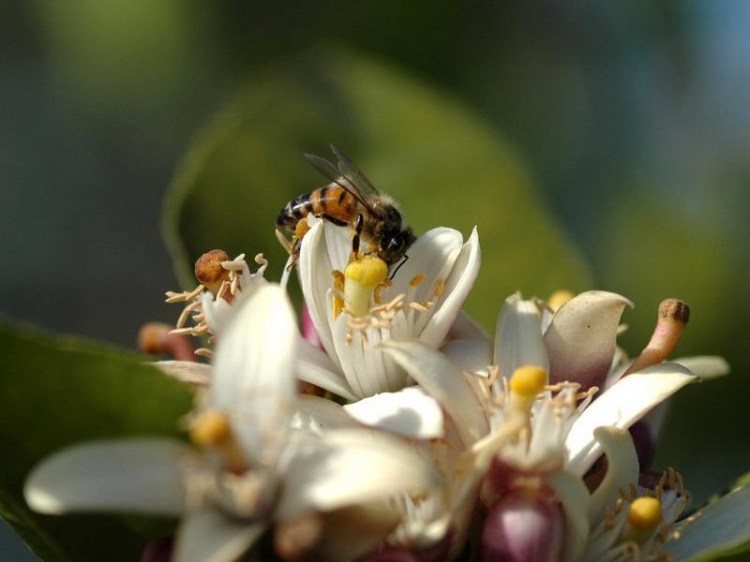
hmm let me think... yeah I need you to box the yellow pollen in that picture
[629,497,662,531]
[433,278,446,298]
[189,410,232,447]
[509,365,547,398]
[344,256,388,317]
[548,290,574,312]
[409,273,426,287]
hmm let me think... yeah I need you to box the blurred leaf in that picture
[163,48,590,330]
[0,320,192,561]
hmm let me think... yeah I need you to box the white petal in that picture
[292,395,359,433]
[566,363,695,475]
[381,340,489,446]
[387,227,463,300]
[587,427,640,524]
[547,469,590,562]
[665,485,750,561]
[211,284,298,464]
[419,227,481,346]
[673,355,730,381]
[25,439,191,515]
[442,338,492,375]
[296,340,357,401]
[298,221,339,366]
[153,360,211,387]
[174,509,265,562]
[493,293,549,380]
[275,429,440,519]
[544,291,632,389]
[448,310,490,341]
[344,387,445,439]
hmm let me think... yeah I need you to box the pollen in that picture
[509,365,547,398]
[194,250,231,296]
[344,256,388,317]
[548,290,574,312]
[629,497,662,530]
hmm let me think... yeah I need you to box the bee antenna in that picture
[390,255,409,280]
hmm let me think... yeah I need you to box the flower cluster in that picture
[24,210,747,561]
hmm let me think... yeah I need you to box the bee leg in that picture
[352,213,364,257]
[390,254,409,280]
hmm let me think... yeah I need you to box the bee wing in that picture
[330,145,380,198]
[304,150,376,213]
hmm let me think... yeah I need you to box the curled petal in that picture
[276,429,440,519]
[419,227,481,346]
[673,355,730,381]
[544,291,632,389]
[344,387,445,439]
[292,395,359,433]
[174,509,265,562]
[547,470,590,562]
[566,363,694,476]
[442,338,492,376]
[296,340,357,401]
[25,439,192,516]
[587,427,640,524]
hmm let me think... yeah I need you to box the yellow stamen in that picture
[189,410,247,473]
[622,496,662,544]
[509,365,547,398]
[409,273,426,287]
[548,290,574,312]
[344,256,388,317]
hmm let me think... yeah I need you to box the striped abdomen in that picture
[276,184,360,230]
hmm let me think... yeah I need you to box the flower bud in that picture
[481,491,563,562]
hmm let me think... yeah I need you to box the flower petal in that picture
[296,340,357,401]
[544,291,632,389]
[587,427,640,524]
[381,340,489,446]
[547,470,590,562]
[153,360,210,387]
[448,310,490,341]
[211,284,298,465]
[292,395,359,433]
[174,509,265,562]
[493,293,549,381]
[419,227,481,346]
[24,439,191,515]
[442,338,492,376]
[673,355,730,381]
[344,387,445,439]
[664,485,750,561]
[275,429,440,519]
[566,363,694,476]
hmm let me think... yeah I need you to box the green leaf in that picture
[163,48,590,329]
[665,486,750,562]
[0,320,193,561]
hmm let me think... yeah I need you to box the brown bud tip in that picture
[659,299,690,325]
[194,250,230,295]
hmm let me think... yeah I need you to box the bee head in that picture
[380,227,417,265]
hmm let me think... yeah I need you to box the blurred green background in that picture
[2,1,749,559]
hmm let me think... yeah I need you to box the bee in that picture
[276,146,416,272]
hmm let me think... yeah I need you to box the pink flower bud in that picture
[481,492,563,562]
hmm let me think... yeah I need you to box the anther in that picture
[194,250,231,296]
[409,273,426,287]
[433,278,446,298]
[622,496,662,544]
[189,410,247,473]
[623,299,690,376]
[547,290,574,312]
[137,322,196,361]
[508,365,547,416]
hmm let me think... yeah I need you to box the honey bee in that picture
[276,146,416,271]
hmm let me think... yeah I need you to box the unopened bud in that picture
[481,491,563,562]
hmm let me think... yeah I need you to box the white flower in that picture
[295,219,480,400]
[25,284,440,562]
